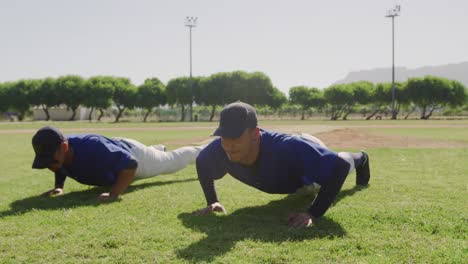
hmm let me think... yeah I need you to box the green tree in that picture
[56,75,86,121]
[406,76,455,119]
[7,79,38,121]
[0,82,9,113]
[229,71,278,107]
[196,72,234,121]
[267,88,287,113]
[166,77,192,121]
[323,84,353,120]
[112,77,137,123]
[136,78,167,122]
[343,81,373,120]
[366,83,389,120]
[29,78,60,121]
[83,76,115,121]
[289,86,324,120]
[448,80,467,108]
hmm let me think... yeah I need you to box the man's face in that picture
[221,128,256,163]
[47,142,67,172]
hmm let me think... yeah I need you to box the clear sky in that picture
[1,0,467,94]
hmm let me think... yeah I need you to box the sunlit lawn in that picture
[0,121,466,263]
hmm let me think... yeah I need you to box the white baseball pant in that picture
[115,138,205,180]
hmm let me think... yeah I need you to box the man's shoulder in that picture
[68,134,115,152]
[67,134,105,142]
[197,138,223,160]
[260,130,297,147]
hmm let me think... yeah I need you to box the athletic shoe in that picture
[356,151,370,186]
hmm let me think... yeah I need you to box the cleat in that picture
[356,151,370,186]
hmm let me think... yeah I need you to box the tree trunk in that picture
[88,107,94,121]
[69,106,77,121]
[18,112,25,121]
[331,108,340,120]
[143,109,151,122]
[404,106,416,120]
[342,106,352,120]
[209,105,216,122]
[342,112,349,120]
[98,108,104,121]
[180,104,186,122]
[115,106,125,122]
[41,105,50,121]
[301,108,305,120]
[366,109,380,120]
[424,105,437,120]
[420,105,427,120]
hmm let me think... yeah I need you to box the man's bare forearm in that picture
[110,168,136,197]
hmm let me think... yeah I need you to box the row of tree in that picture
[0,73,466,122]
[289,77,467,120]
[0,71,284,122]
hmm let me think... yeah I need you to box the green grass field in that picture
[0,121,466,263]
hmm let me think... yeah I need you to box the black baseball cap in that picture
[213,101,258,138]
[32,126,65,169]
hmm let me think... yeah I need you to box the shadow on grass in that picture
[176,194,348,263]
[334,185,369,205]
[0,178,197,218]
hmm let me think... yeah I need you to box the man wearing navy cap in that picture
[32,126,204,201]
[192,101,370,228]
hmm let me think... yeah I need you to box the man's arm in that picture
[98,151,138,201]
[192,151,227,215]
[98,167,136,201]
[289,157,350,228]
[198,170,219,206]
[193,171,227,215]
[110,167,136,197]
[55,170,66,189]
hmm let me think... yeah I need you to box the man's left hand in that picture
[97,192,119,202]
[288,213,316,228]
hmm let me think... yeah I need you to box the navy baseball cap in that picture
[213,101,258,138]
[32,126,65,169]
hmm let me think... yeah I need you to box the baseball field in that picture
[0,120,466,263]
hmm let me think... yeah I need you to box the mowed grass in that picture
[0,121,467,263]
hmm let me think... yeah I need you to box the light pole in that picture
[385,5,401,120]
[185,16,197,122]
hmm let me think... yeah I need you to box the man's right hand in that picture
[193,202,227,216]
[41,188,64,197]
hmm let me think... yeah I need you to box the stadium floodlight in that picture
[386,5,401,120]
[185,16,197,122]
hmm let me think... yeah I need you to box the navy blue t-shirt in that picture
[196,129,339,205]
[54,134,134,187]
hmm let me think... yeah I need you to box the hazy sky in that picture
[1,0,467,93]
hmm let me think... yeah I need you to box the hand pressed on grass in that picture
[288,213,316,228]
[193,202,227,216]
[41,188,64,197]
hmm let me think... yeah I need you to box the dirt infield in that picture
[259,123,468,149]
[190,126,468,149]
[316,128,468,149]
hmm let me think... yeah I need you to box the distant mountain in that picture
[334,61,468,87]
